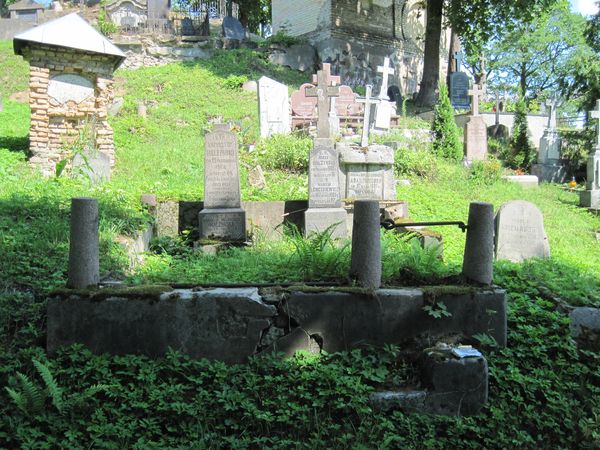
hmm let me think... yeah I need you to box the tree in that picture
[415,0,560,108]
[481,0,588,101]
[231,0,271,34]
[508,95,535,171]
[431,81,462,160]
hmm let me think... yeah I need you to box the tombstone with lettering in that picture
[198,124,246,241]
[495,200,550,262]
[464,85,488,162]
[450,72,471,110]
[304,138,347,238]
[580,100,600,208]
[532,97,566,183]
[258,76,291,138]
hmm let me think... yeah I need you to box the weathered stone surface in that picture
[531,163,566,184]
[304,207,347,239]
[203,126,241,208]
[248,165,266,189]
[370,391,427,413]
[338,143,396,200]
[258,76,291,138]
[268,44,316,72]
[464,116,488,161]
[222,16,246,41]
[198,208,246,241]
[570,307,600,351]
[72,150,111,185]
[155,200,179,237]
[495,200,550,262]
[309,140,341,208]
[501,175,539,187]
[283,288,507,354]
[259,327,320,357]
[421,352,488,416]
[67,197,99,289]
[47,288,276,364]
[350,200,381,288]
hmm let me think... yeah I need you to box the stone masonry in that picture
[21,45,118,176]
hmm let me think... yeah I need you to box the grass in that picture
[0,41,599,448]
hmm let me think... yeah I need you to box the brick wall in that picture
[20,45,117,176]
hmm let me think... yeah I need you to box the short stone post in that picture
[462,202,494,285]
[67,197,99,289]
[350,200,381,288]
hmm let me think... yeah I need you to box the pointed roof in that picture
[8,0,45,11]
[13,13,125,70]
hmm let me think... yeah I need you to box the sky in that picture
[570,0,599,15]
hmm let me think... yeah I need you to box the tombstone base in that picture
[531,163,566,183]
[579,190,600,208]
[304,208,347,239]
[198,208,246,241]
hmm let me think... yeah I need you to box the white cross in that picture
[356,85,381,147]
[591,99,600,146]
[468,84,482,116]
[377,57,395,100]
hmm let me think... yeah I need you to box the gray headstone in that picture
[449,72,470,109]
[222,16,246,40]
[495,201,550,262]
[72,150,111,185]
[338,143,396,200]
[350,200,381,288]
[203,125,241,208]
[181,18,195,36]
[199,125,246,240]
[258,76,291,138]
[462,202,494,285]
[309,142,341,208]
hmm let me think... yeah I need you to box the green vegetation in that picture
[0,42,599,448]
[431,81,463,161]
[507,96,535,171]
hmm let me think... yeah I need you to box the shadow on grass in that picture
[0,135,30,156]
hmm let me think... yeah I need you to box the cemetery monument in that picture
[258,76,291,138]
[373,57,396,131]
[449,51,470,110]
[532,97,566,183]
[579,100,600,208]
[13,13,125,178]
[198,124,246,241]
[463,84,488,162]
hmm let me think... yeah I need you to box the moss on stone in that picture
[51,284,174,302]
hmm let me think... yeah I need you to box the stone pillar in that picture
[67,197,99,289]
[350,200,381,288]
[462,202,494,285]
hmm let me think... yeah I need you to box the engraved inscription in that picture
[48,74,94,104]
[346,167,384,199]
[309,146,341,208]
[200,211,245,240]
[204,131,241,208]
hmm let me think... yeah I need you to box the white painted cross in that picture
[468,84,482,116]
[356,85,381,147]
[377,57,395,100]
[591,99,600,147]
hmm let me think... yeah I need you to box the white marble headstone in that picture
[258,76,291,138]
[48,74,94,104]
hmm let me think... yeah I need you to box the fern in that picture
[33,359,64,414]
[6,372,45,415]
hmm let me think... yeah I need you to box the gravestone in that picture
[305,64,340,138]
[495,200,550,262]
[198,124,246,241]
[258,76,291,138]
[532,97,565,183]
[580,100,600,208]
[181,17,195,35]
[304,138,347,238]
[487,92,509,140]
[335,85,362,117]
[449,72,470,110]
[222,16,246,40]
[338,142,396,200]
[464,85,488,162]
[356,85,380,147]
[72,149,111,185]
[291,83,318,118]
[374,57,396,130]
[388,85,402,106]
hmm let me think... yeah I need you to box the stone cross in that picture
[590,99,600,147]
[356,85,381,147]
[454,51,464,72]
[468,84,482,116]
[377,57,395,100]
[546,97,557,129]
[306,64,340,139]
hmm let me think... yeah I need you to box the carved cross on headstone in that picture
[377,57,395,100]
[356,85,381,147]
[306,64,340,139]
[468,84,482,116]
[546,97,557,129]
[590,99,600,147]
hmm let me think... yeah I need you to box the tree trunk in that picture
[415,0,443,108]
[520,61,527,96]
